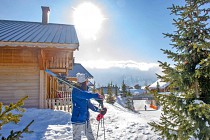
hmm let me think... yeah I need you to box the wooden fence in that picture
[46,91,72,112]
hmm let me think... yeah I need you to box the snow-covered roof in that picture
[148,79,169,90]
[68,63,93,79]
[158,92,171,95]
[0,20,79,49]
[129,89,145,94]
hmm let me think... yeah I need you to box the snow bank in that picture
[0,100,162,140]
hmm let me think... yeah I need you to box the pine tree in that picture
[121,80,127,97]
[106,83,115,104]
[100,87,104,97]
[92,81,96,93]
[149,0,210,139]
[125,90,134,110]
[126,89,132,97]
[125,96,134,111]
[114,84,118,97]
[0,96,34,139]
[110,81,113,87]
[156,81,160,92]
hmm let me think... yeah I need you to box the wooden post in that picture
[50,76,52,99]
[64,98,66,111]
[52,99,55,109]
[44,72,48,108]
[39,70,45,108]
[48,99,51,109]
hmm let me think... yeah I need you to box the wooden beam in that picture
[38,49,44,70]
[0,41,79,50]
[48,69,67,73]
[67,77,77,82]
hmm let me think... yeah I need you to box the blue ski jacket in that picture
[71,87,100,124]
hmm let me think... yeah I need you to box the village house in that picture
[145,79,170,110]
[57,61,94,92]
[96,86,120,95]
[0,6,79,110]
[67,61,93,82]
[148,79,170,92]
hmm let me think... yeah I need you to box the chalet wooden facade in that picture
[0,7,79,110]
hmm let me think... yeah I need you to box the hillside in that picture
[1,100,162,140]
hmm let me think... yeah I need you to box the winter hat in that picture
[76,73,86,83]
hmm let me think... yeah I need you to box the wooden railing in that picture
[56,91,71,98]
[46,91,72,112]
[46,57,72,69]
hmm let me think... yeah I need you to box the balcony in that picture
[40,49,73,73]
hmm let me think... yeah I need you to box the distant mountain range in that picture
[87,66,162,87]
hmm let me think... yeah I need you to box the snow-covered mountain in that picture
[88,67,160,87]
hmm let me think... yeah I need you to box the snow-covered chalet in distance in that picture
[148,79,170,92]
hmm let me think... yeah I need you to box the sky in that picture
[0,0,185,86]
[1,96,162,140]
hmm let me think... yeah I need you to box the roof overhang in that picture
[0,41,79,50]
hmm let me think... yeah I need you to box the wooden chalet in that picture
[0,7,79,111]
[148,79,170,92]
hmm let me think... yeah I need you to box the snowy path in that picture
[90,102,161,140]
[133,100,153,111]
[1,102,162,140]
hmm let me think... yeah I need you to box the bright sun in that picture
[73,2,105,40]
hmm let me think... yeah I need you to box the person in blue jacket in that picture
[71,73,104,140]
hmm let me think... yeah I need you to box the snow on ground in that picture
[0,98,162,140]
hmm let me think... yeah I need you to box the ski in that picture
[45,69,103,103]
[45,69,73,87]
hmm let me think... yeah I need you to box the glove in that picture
[100,107,107,115]
[96,114,104,121]
[98,94,104,99]
[96,107,107,121]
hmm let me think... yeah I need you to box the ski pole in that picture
[96,119,100,140]
[96,117,106,140]
[96,103,102,140]
[96,102,106,140]
[103,118,105,140]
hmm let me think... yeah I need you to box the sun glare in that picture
[73,2,105,40]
